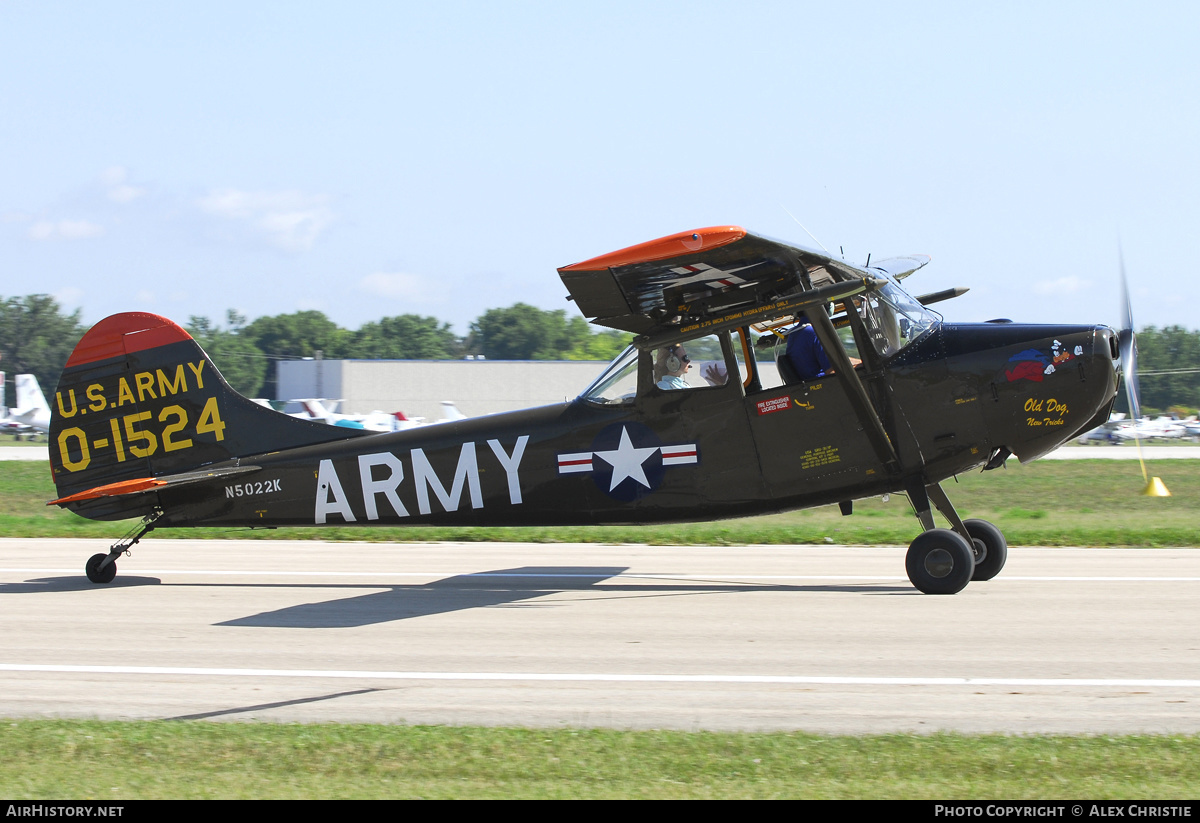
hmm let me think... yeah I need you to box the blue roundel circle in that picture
[589,422,666,502]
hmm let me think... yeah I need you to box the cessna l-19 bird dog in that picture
[48,227,1120,594]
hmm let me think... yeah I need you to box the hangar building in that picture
[276,359,607,421]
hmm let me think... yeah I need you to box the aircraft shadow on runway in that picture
[218,566,631,629]
[0,575,161,593]
[0,567,915,626]
[214,566,915,629]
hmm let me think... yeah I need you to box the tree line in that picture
[0,297,630,399]
[3,293,1199,412]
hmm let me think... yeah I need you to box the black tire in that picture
[964,519,1008,581]
[905,529,975,594]
[85,553,117,584]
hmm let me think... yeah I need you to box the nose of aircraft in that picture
[1032,323,1121,459]
[967,321,1120,463]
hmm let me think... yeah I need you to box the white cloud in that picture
[53,286,85,307]
[100,166,146,203]
[197,188,334,252]
[1033,275,1089,296]
[28,219,105,240]
[108,184,146,204]
[358,271,425,300]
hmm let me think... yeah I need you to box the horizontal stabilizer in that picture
[48,464,261,507]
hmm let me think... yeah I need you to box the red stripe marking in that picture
[65,312,193,368]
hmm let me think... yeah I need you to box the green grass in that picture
[6,458,1199,546]
[5,461,1200,798]
[1,721,1197,799]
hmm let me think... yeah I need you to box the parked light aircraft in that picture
[293,398,466,431]
[47,227,1122,594]
[1,374,51,437]
[1079,415,1189,443]
[293,398,419,432]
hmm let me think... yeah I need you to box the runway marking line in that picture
[1,664,1199,688]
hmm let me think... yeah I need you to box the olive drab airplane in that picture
[48,226,1122,594]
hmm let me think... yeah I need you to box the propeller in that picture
[1118,247,1170,496]
[1117,248,1140,421]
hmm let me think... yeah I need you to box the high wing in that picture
[557,226,886,345]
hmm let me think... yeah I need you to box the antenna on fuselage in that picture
[781,204,830,254]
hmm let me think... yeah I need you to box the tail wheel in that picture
[905,529,974,594]
[85,553,117,584]
[964,519,1008,581]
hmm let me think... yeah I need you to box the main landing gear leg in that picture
[85,512,160,584]
[925,482,1009,581]
[902,481,1008,593]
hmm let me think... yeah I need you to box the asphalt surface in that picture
[1,538,1198,733]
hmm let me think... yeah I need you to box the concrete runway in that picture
[1,538,1198,733]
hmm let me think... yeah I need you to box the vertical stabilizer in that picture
[50,312,368,516]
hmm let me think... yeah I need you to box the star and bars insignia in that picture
[557,423,698,502]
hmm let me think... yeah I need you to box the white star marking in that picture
[666,262,763,288]
[592,426,659,491]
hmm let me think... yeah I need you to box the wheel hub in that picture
[923,548,954,578]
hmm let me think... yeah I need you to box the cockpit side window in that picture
[650,334,733,391]
[580,333,745,405]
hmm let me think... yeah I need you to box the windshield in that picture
[859,276,940,357]
[580,345,640,404]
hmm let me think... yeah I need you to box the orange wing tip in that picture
[559,226,747,271]
[65,312,193,368]
[48,477,168,506]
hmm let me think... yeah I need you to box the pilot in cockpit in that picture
[654,344,692,390]
[784,315,834,381]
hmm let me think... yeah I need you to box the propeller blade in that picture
[1118,248,1169,494]
[1118,247,1141,421]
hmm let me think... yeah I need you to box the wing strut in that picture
[807,309,901,474]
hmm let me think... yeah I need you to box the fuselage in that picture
[142,319,1118,530]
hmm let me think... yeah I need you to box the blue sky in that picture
[3,1,1197,336]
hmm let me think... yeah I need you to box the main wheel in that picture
[85,553,117,584]
[964,519,1008,581]
[905,529,974,594]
